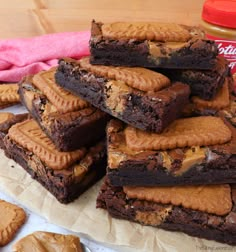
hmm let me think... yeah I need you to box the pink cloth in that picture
[0,31,90,82]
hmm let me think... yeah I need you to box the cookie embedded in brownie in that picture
[0,112,29,150]
[97,178,236,246]
[55,57,190,133]
[4,119,106,203]
[106,115,236,186]
[19,68,110,152]
[89,20,218,69]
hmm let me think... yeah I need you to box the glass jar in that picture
[201,0,236,83]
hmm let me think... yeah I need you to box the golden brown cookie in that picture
[124,184,232,216]
[79,57,170,92]
[33,68,89,113]
[12,231,82,252]
[8,119,86,170]
[125,116,232,151]
[0,84,20,108]
[101,22,203,42]
[0,199,26,246]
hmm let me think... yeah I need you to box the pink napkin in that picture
[0,31,90,82]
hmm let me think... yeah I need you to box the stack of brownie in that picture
[2,67,110,204]
[54,21,236,245]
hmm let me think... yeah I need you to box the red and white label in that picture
[206,34,236,81]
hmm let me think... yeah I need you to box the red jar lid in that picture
[202,0,236,29]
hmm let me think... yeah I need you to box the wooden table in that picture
[0,0,205,38]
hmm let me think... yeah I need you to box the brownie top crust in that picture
[32,68,89,113]
[123,184,232,216]
[93,21,204,42]
[8,119,86,170]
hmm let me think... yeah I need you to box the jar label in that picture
[206,35,236,82]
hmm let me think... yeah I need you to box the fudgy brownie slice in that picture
[4,119,106,203]
[182,77,232,117]
[19,69,109,151]
[0,112,28,149]
[55,57,190,133]
[158,57,231,100]
[97,179,236,246]
[106,115,236,186]
[90,21,218,69]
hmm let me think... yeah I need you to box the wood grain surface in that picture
[0,0,205,38]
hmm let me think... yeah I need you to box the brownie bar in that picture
[55,57,190,133]
[158,57,230,100]
[90,21,218,69]
[4,119,106,203]
[182,78,232,117]
[0,112,29,149]
[97,179,236,246]
[19,74,109,151]
[107,117,236,186]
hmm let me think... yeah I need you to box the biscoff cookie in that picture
[0,84,20,108]
[124,184,232,216]
[79,57,171,92]
[12,231,82,252]
[32,68,89,113]
[125,116,232,151]
[0,199,26,246]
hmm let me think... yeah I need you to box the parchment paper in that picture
[0,106,235,252]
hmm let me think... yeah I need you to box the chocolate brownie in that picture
[89,21,218,69]
[158,57,231,100]
[55,57,190,133]
[106,115,236,186]
[97,179,236,246]
[182,78,232,117]
[4,119,106,203]
[19,69,109,151]
[0,112,29,149]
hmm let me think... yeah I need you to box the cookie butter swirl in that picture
[33,68,89,113]
[101,22,199,42]
[79,57,170,92]
[8,120,86,170]
[124,184,232,216]
[125,116,232,151]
